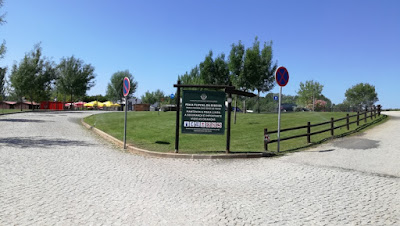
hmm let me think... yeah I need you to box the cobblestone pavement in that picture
[0,111,399,225]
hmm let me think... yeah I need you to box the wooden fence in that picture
[264,105,382,151]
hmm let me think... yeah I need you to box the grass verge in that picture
[0,109,32,114]
[83,111,387,154]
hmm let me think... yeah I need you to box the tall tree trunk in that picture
[243,99,246,114]
[70,93,73,110]
[312,92,315,112]
[29,93,34,112]
[257,90,260,114]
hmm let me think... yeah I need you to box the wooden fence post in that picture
[331,117,334,137]
[346,114,350,130]
[307,122,311,143]
[364,107,367,123]
[264,128,268,151]
[378,105,381,116]
[374,106,377,118]
[370,107,373,120]
[357,111,360,126]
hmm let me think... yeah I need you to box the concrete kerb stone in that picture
[81,118,269,159]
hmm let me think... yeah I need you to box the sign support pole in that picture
[277,86,282,152]
[174,80,181,153]
[124,96,128,149]
[122,76,131,150]
[226,92,232,153]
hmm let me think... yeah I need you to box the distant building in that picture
[127,98,142,111]
[1,101,39,110]
[134,104,150,111]
[15,101,40,110]
[0,101,17,109]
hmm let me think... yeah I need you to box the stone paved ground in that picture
[0,111,399,225]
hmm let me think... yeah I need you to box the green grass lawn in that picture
[0,109,32,114]
[83,111,387,154]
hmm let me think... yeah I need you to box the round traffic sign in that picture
[123,77,130,97]
[170,94,175,99]
[275,66,289,87]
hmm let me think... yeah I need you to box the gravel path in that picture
[0,111,399,225]
[280,111,400,178]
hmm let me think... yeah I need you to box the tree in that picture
[281,94,298,104]
[345,83,378,109]
[178,66,203,85]
[0,0,6,60]
[213,53,230,85]
[242,37,277,113]
[0,67,5,100]
[258,41,277,93]
[9,44,56,110]
[56,56,95,103]
[242,38,261,92]
[199,51,230,85]
[141,89,165,105]
[228,40,245,88]
[334,101,351,112]
[256,41,277,113]
[0,0,6,100]
[83,94,108,103]
[199,51,215,85]
[296,80,324,111]
[228,40,245,120]
[314,100,327,112]
[106,70,138,102]
[319,94,332,111]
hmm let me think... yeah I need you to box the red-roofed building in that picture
[14,101,40,110]
[0,101,17,109]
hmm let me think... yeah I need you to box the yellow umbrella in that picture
[84,101,103,108]
[84,101,95,107]
[96,101,104,108]
[102,101,114,107]
[112,103,121,107]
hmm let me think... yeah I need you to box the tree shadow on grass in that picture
[0,137,93,148]
[155,141,170,145]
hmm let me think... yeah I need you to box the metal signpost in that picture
[123,77,130,149]
[275,66,289,152]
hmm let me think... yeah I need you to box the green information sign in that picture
[182,90,225,135]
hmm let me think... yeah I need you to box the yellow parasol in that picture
[84,101,103,107]
[102,101,114,107]
[84,101,95,107]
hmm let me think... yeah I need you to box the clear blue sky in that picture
[2,0,399,108]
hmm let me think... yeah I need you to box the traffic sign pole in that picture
[274,66,289,153]
[122,77,130,150]
[124,96,128,149]
[277,86,282,152]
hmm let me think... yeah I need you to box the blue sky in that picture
[2,0,399,108]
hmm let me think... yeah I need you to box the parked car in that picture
[161,104,177,112]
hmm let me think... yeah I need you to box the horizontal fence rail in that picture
[264,105,382,151]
